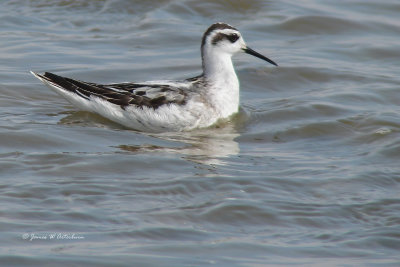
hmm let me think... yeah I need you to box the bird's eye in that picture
[227,33,239,43]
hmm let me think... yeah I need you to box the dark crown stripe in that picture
[201,22,237,48]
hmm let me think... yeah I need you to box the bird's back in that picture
[31,72,219,132]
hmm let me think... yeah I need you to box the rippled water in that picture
[1,0,400,266]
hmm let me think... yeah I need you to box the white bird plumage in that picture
[31,22,277,132]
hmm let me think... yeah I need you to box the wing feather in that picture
[38,72,188,109]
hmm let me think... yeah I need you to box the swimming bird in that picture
[31,22,277,132]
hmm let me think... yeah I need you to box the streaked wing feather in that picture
[41,72,187,109]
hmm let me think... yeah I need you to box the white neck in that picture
[201,49,240,118]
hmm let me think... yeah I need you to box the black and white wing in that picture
[31,72,189,109]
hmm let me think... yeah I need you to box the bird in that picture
[31,22,277,132]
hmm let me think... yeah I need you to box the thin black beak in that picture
[243,46,278,67]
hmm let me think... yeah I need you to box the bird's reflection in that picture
[118,124,240,165]
[59,110,246,165]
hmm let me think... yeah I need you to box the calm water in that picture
[1,0,400,266]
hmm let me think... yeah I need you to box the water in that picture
[1,0,400,266]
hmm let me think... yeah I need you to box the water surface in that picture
[1,0,400,266]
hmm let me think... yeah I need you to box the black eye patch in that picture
[211,33,240,45]
[227,33,239,43]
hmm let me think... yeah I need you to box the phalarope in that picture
[31,22,277,132]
